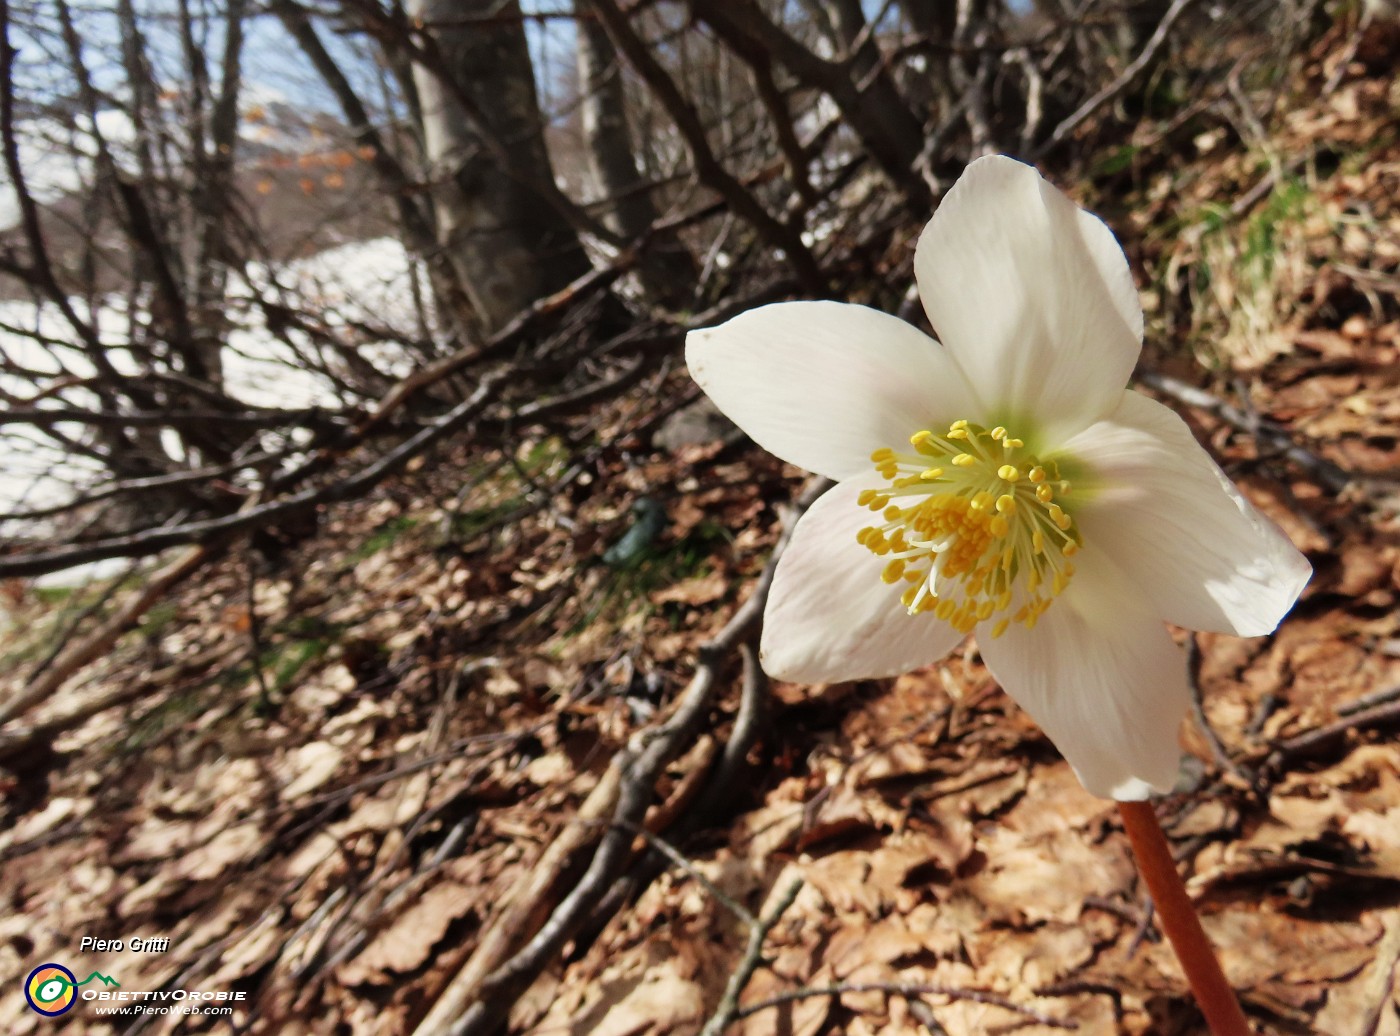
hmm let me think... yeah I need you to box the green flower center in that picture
[858,420,1081,637]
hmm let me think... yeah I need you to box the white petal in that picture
[761,478,965,682]
[979,545,1189,800]
[1065,391,1312,636]
[914,155,1142,445]
[686,301,976,482]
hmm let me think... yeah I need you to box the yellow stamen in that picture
[855,420,1081,633]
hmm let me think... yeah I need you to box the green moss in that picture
[269,637,329,691]
[123,687,207,752]
[138,599,180,638]
[347,514,421,562]
[448,499,525,542]
[1092,144,1141,177]
[1239,175,1312,277]
[568,519,732,635]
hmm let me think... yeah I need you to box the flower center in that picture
[858,420,1081,637]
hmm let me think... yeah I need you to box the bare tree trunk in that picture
[1117,0,1176,54]
[187,0,248,393]
[689,0,931,209]
[407,0,592,335]
[575,9,694,303]
[896,0,962,150]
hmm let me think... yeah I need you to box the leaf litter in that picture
[3,22,1400,1036]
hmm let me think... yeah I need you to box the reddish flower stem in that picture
[1118,800,1252,1036]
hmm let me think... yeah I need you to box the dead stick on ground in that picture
[0,642,232,764]
[582,638,769,937]
[1185,634,1252,785]
[1136,369,1374,497]
[1266,697,1400,771]
[414,763,624,1027]
[698,874,806,1036]
[0,542,214,727]
[412,476,833,1036]
[734,981,1077,1030]
[615,820,755,925]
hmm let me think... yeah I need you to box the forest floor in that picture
[3,21,1400,1036]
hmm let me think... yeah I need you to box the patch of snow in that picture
[0,236,424,582]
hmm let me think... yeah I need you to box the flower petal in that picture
[914,155,1142,445]
[979,544,1189,800]
[1065,390,1312,636]
[761,478,965,682]
[686,301,976,481]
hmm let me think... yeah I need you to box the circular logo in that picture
[25,963,77,1016]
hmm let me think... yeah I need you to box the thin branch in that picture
[614,820,756,926]
[0,543,215,727]
[0,373,504,577]
[585,0,827,293]
[1266,696,1400,772]
[1185,634,1252,785]
[1136,369,1368,496]
[1033,0,1198,158]
[415,476,833,1036]
[698,875,806,1036]
[734,981,1077,1029]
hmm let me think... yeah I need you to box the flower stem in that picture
[1118,800,1252,1036]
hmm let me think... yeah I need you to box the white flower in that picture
[686,155,1311,801]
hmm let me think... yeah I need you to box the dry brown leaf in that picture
[173,822,263,881]
[856,740,945,784]
[1344,806,1400,876]
[338,881,477,986]
[206,909,287,986]
[651,571,727,607]
[588,962,704,1036]
[1,796,83,849]
[826,916,927,979]
[282,741,347,800]
[798,783,878,849]
[965,823,1135,925]
[733,800,805,860]
[739,965,830,1036]
[1313,910,1400,1036]
[1189,909,1384,1013]
[979,921,1094,991]
[521,749,574,787]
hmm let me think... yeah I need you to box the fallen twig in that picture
[698,874,806,1036]
[0,641,234,764]
[1185,634,1253,786]
[1136,368,1377,497]
[1032,0,1197,158]
[616,820,757,926]
[413,476,833,1036]
[0,543,215,727]
[1337,680,1400,717]
[1267,697,1400,771]
[734,980,1077,1030]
